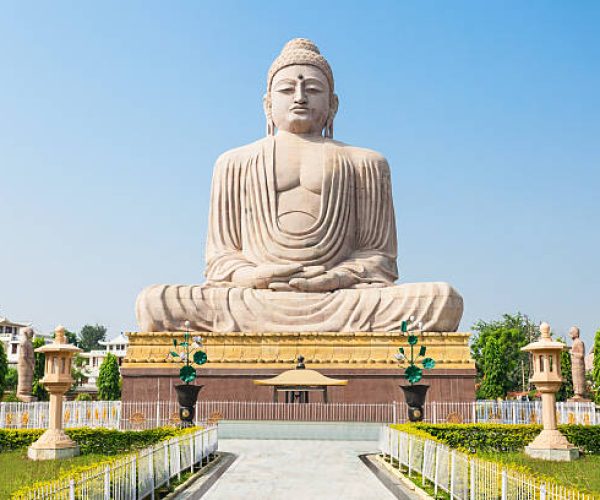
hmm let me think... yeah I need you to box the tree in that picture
[0,343,8,400]
[5,367,18,391]
[557,337,574,402]
[79,324,107,352]
[70,355,86,391]
[477,337,506,399]
[97,353,121,400]
[32,337,48,401]
[471,313,539,396]
[593,329,600,404]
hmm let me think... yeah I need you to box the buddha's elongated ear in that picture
[263,93,275,136]
[324,93,339,139]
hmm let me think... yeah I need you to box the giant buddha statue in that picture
[136,38,464,333]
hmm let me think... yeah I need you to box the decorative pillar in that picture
[522,322,579,461]
[28,326,82,460]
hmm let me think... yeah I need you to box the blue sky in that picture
[1,1,598,346]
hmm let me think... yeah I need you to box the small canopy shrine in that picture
[254,356,347,403]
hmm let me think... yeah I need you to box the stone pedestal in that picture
[567,395,591,403]
[28,394,80,460]
[28,326,81,461]
[28,430,80,460]
[522,323,579,462]
[122,331,476,403]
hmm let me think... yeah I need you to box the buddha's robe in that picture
[136,137,463,332]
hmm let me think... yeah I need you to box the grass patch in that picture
[479,451,600,495]
[0,449,112,498]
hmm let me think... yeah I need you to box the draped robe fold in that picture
[136,137,463,332]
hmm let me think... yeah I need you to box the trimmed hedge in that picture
[0,427,183,455]
[401,424,600,454]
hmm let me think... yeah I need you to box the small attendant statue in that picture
[568,326,589,402]
[17,327,37,402]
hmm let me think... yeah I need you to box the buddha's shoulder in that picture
[215,138,269,167]
[326,139,389,167]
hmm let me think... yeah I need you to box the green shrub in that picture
[74,393,93,402]
[97,353,121,400]
[396,424,600,454]
[2,393,20,403]
[0,343,7,400]
[5,368,18,392]
[0,430,43,451]
[0,427,186,454]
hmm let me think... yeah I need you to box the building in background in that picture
[79,333,128,389]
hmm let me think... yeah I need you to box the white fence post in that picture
[149,448,156,500]
[470,459,476,500]
[501,469,507,500]
[407,436,412,477]
[434,444,440,498]
[176,440,182,481]
[164,442,170,487]
[540,482,546,500]
[450,451,455,499]
[104,465,110,500]
[132,455,138,500]
[69,479,75,500]
[190,436,195,473]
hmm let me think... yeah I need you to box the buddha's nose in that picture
[294,83,307,104]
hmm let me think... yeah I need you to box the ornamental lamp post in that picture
[521,322,579,461]
[28,325,82,460]
[395,317,436,422]
[167,321,208,426]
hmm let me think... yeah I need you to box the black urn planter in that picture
[400,384,429,422]
[175,384,203,426]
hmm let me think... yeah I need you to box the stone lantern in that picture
[28,325,82,460]
[521,322,579,461]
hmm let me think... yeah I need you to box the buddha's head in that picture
[265,38,339,138]
[569,326,580,340]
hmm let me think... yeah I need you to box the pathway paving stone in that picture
[195,439,399,500]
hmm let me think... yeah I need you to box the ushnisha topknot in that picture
[267,38,334,93]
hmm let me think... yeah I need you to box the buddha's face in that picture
[569,327,579,340]
[270,64,330,135]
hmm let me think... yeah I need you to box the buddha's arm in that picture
[332,155,398,286]
[204,155,255,284]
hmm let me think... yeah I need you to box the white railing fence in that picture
[13,425,218,500]
[0,400,596,429]
[379,425,592,500]
[429,400,598,426]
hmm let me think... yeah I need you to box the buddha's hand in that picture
[231,263,303,289]
[287,268,359,292]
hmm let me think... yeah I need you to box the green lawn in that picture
[479,452,600,495]
[0,450,111,498]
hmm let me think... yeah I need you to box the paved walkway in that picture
[198,439,397,500]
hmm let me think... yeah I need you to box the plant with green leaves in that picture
[477,336,505,399]
[394,319,436,384]
[0,342,7,400]
[167,321,208,383]
[471,313,539,395]
[593,328,600,404]
[97,353,121,400]
[557,337,574,402]
[32,337,48,401]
